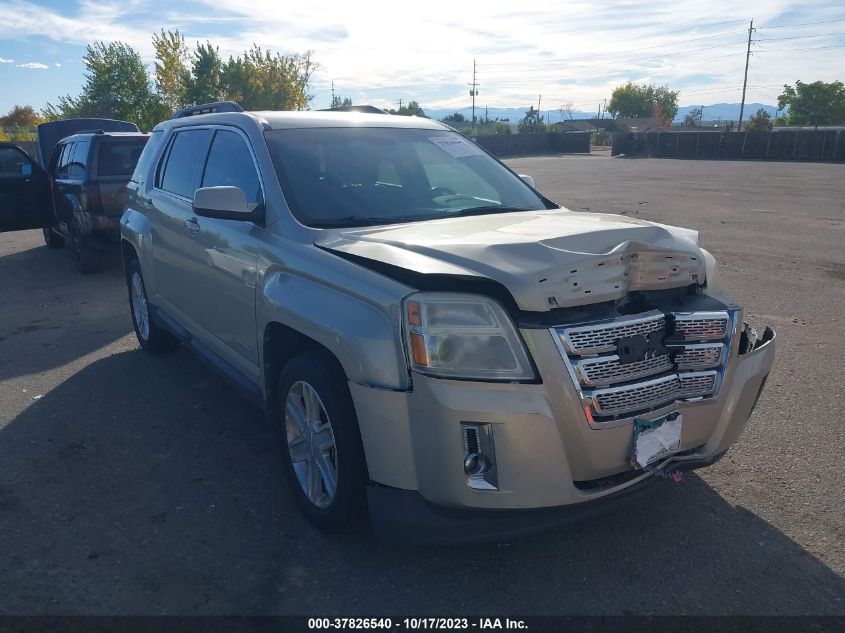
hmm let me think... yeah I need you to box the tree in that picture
[331,95,353,108]
[746,108,773,132]
[0,105,42,128]
[221,45,317,111]
[518,106,545,133]
[607,82,679,121]
[187,42,224,105]
[441,112,466,123]
[777,80,845,126]
[43,41,165,131]
[560,102,575,121]
[0,105,42,141]
[683,108,702,127]
[153,29,191,113]
[388,100,426,117]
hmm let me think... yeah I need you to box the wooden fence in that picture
[613,130,845,161]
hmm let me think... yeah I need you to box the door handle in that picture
[185,217,200,234]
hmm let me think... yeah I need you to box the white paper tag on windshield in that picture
[428,136,484,158]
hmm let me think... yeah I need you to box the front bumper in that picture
[350,320,775,525]
[368,452,725,544]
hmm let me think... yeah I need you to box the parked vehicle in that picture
[119,102,776,543]
[0,118,148,273]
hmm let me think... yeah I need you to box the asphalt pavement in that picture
[1,155,843,615]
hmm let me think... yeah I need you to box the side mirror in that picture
[519,174,535,188]
[193,186,259,221]
[20,162,33,177]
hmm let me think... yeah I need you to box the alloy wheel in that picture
[284,380,338,509]
[130,271,150,341]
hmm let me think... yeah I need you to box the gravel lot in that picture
[1,156,843,615]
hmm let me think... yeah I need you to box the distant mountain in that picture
[674,103,778,123]
[423,103,779,124]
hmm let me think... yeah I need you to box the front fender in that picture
[260,270,409,390]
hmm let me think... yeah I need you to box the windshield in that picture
[264,127,550,227]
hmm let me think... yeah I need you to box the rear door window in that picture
[97,139,148,177]
[67,139,90,179]
[158,129,212,199]
[201,130,262,205]
[55,142,74,178]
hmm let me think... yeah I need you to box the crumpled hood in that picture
[315,208,707,312]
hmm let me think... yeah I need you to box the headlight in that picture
[403,292,535,381]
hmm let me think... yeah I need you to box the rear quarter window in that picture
[97,139,148,177]
[129,131,164,190]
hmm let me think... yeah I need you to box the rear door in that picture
[0,144,52,232]
[148,127,213,320]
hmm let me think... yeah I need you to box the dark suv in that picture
[0,118,148,273]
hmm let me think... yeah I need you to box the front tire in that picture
[276,351,367,531]
[126,258,179,354]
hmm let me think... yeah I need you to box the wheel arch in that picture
[263,322,347,419]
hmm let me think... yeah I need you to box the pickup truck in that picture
[0,118,148,272]
[119,102,776,543]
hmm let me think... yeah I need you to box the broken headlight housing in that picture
[402,292,535,381]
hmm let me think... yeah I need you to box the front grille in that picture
[553,310,733,421]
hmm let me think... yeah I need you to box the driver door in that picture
[0,144,52,232]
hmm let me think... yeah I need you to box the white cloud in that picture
[0,0,843,109]
[0,57,14,63]
[17,61,48,69]
[54,62,61,67]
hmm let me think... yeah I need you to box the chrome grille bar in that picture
[561,311,665,355]
[587,371,718,416]
[573,354,674,387]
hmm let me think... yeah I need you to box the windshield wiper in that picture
[441,205,534,218]
[308,216,400,228]
[308,206,536,228]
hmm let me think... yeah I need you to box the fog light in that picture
[461,423,498,490]
[463,452,491,476]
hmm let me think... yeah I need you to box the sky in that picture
[1,0,844,116]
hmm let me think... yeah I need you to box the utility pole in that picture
[398,99,403,112]
[468,59,479,135]
[602,99,607,120]
[537,94,542,117]
[331,80,335,106]
[737,19,755,131]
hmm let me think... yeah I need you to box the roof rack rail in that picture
[172,101,244,119]
[319,105,388,114]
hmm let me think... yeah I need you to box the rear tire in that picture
[43,226,66,249]
[71,229,103,274]
[275,350,367,532]
[127,258,179,354]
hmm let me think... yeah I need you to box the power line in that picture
[757,17,845,29]
[754,43,845,52]
[756,31,845,41]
